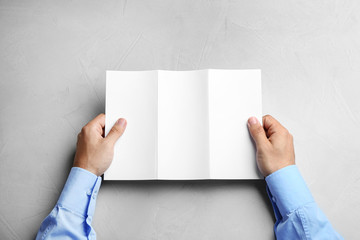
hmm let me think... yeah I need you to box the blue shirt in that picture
[36,166,343,239]
[265,165,343,239]
[36,167,102,240]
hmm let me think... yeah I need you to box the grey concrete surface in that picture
[1,0,359,239]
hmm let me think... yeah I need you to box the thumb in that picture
[247,116,268,147]
[106,118,127,145]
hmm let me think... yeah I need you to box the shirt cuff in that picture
[265,165,314,218]
[57,167,102,217]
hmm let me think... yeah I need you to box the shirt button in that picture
[272,196,276,202]
[86,189,92,196]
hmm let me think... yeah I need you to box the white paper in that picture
[105,71,158,180]
[158,70,210,179]
[209,69,262,179]
[105,69,262,180]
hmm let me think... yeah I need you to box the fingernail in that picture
[248,117,258,126]
[117,118,126,128]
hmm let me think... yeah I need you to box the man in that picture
[36,114,343,239]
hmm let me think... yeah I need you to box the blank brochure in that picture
[105,69,262,180]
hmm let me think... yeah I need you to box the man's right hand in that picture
[247,115,295,177]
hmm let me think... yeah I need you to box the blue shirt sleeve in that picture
[265,165,343,240]
[36,167,102,240]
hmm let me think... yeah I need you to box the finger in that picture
[106,118,127,145]
[88,113,105,128]
[247,116,268,147]
[262,115,287,137]
[85,113,105,135]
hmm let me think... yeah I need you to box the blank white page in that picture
[209,69,262,179]
[157,70,210,179]
[105,71,158,180]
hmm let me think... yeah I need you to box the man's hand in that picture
[247,115,295,177]
[73,113,127,176]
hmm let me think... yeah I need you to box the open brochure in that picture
[105,69,262,180]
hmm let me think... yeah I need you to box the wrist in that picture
[73,162,99,176]
[266,163,295,177]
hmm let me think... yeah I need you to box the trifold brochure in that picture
[105,69,262,180]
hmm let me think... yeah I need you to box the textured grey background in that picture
[1,0,359,239]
